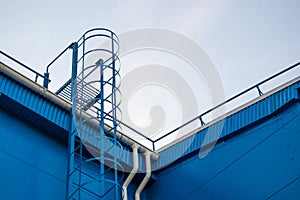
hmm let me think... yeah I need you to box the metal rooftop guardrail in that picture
[0,50,50,85]
[57,60,300,151]
[154,61,300,150]
[1,41,300,152]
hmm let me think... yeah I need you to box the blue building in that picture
[1,29,299,200]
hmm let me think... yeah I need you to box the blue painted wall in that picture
[146,101,300,199]
[0,109,67,200]
[0,93,299,200]
[1,62,299,199]
[0,107,137,200]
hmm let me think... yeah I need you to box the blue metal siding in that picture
[0,71,136,169]
[154,79,300,170]
[1,63,299,172]
[0,73,70,131]
[147,101,300,199]
[0,108,67,200]
[0,96,129,200]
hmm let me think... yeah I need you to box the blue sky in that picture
[1,0,300,99]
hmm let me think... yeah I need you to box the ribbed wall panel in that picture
[0,73,70,131]
[154,79,300,169]
[1,68,299,170]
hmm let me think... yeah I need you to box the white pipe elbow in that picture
[122,144,139,200]
[135,152,151,200]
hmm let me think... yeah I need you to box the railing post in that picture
[71,42,78,92]
[66,42,78,200]
[256,85,263,96]
[43,72,49,88]
[199,115,205,126]
[43,43,73,89]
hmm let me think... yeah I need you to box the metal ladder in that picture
[66,28,123,200]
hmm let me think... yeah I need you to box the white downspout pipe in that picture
[135,151,151,200]
[122,144,139,200]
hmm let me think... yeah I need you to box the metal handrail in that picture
[43,43,74,88]
[153,61,300,150]
[55,56,300,151]
[111,61,300,151]
[3,29,298,152]
[0,50,50,84]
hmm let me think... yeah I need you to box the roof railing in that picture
[152,61,300,151]
[43,43,74,89]
[2,41,299,152]
[0,50,50,86]
[102,60,300,152]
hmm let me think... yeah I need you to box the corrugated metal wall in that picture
[147,100,300,199]
[154,78,300,170]
[0,108,67,200]
[0,72,70,132]
[1,64,299,171]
